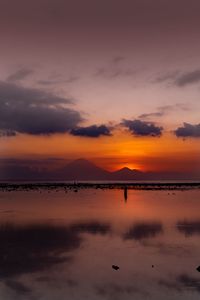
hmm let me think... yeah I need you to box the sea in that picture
[0,183,200,299]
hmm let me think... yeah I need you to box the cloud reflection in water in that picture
[123,222,163,241]
[0,221,111,279]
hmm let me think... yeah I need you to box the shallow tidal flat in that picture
[0,187,200,299]
[0,181,200,193]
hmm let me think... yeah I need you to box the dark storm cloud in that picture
[123,222,163,240]
[175,70,200,87]
[174,123,200,138]
[122,119,163,137]
[7,68,34,82]
[0,81,83,135]
[70,125,111,138]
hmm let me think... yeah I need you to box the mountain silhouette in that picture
[111,167,143,180]
[1,158,199,181]
[57,159,109,180]
[56,159,145,181]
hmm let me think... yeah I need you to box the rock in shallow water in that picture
[196,266,200,272]
[112,265,119,270]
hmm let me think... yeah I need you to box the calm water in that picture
[0,188,200,299]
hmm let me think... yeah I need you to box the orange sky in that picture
[1,0,200,178]
[1,130,200,173]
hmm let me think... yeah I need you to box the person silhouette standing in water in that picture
[124,186,128,203]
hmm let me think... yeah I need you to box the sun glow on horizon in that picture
[1,131,200,175]
[113,163,142,171]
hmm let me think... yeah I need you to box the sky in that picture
[0,0,200,177]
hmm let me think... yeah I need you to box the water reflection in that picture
[123,187,128,203]
[177,220,200,237]
[123,222,163,240]
[70,221,110,235]
[0,189,199,299]
[159,274,200,293]
[0,221,111,278]
[95,282,149,298]
[4,279,32,295]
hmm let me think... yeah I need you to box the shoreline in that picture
[0,182,200,191]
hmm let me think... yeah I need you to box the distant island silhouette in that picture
[1,158,199,181]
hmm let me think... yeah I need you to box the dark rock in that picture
[196,266,200,272]
[112,265,119,270]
